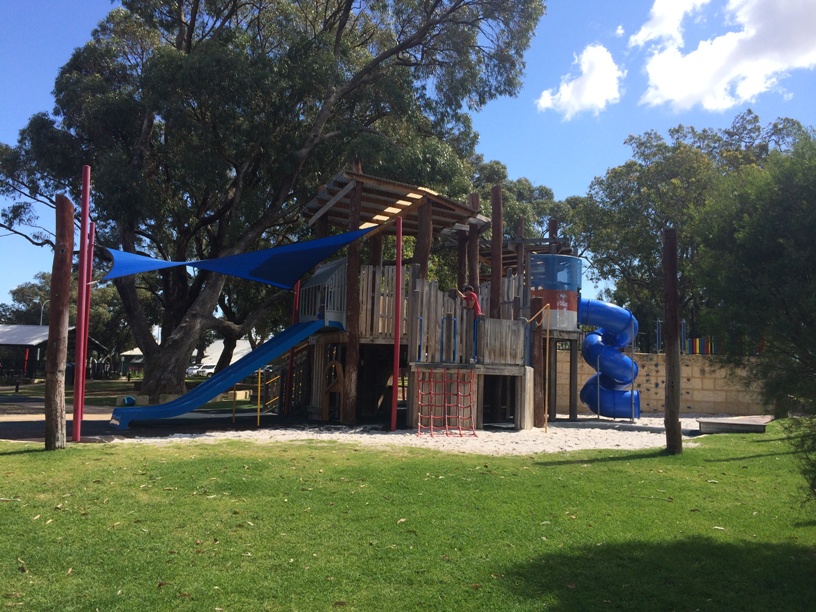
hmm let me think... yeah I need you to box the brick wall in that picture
[555,351,768,416]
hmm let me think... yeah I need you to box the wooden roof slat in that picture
[303,171,479,238]
[307,179,357,227]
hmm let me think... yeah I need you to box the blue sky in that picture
[1,0,815,303]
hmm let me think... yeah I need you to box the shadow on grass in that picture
[0,447,47,457]
[705,450,799,462]
[532,449,669,468]
[501,536,816,611]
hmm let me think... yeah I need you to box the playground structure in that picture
[105,170,640,431]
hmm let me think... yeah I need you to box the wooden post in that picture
[569,339,579,420]
[442,313,454,363]
[548,339,558,422]
[389,217,403,430]
[44,195,74,450]
[415,200,432,280]
[490,185,503,320]
[457,231,467,290]
[663,228,683,454]
[490,185,504,423]
[343,164,363,425]
[468,193,480,288]
[368,234,383,266]
[515,217,526,280]
[531,297,546,428]
[548,218,559,251]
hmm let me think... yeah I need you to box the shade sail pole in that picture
[72,166,91,442]
[285,280,300,416]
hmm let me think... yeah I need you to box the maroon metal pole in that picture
[285,279,300,416]
[80,221,95,405]
[72,166,91,442]
[391,216,403,431]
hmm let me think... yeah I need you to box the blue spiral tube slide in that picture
[578,298,640,419]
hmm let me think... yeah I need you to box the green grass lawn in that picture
[2,422,815,611]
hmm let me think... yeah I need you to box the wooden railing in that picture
[299,261,526,365]
[408,276,526,365]
[359,264,411,341]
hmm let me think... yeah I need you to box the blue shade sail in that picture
[102,227,373,289]
[101,249,187,279]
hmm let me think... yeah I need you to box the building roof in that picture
[0,325,52,347]
[121,338,255,366]
[303,171,489,237]
[0,325,108,353]
[197,338,254,366]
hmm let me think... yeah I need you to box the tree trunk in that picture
[44,195,74,450]
[117,255,226,400]
[216,336,237,372]
[663,228,683,454]
[138,313,213,401]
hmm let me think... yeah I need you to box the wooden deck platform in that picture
[697,415,774,434]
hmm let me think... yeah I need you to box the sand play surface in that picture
[109,415,705,456]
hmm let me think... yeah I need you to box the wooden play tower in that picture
[291,169,581,430]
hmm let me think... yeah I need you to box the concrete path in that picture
[0,390,280,444]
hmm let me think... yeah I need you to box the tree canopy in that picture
[693,132,816,496]
[574,110,807,352]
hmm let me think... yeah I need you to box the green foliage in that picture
[1,425,814,610]
[471,157,557,239]
[576,111,809,352]
[577,133,715,350]
[786,417,816,500]
[696,135,816,402]
[694,132,816,497]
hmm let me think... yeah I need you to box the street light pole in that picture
[35,298,50,369]
[38,299,50,326]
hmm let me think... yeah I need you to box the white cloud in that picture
[615,25,625,37]
[632,0,816,111]
[629,0,711,48]
[536,44,626,120]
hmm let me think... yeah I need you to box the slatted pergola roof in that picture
[302,171,488,237]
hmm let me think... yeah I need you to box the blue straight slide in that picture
[578,298,640,419]
[110,320,340,429]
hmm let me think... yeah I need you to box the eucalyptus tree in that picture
[694,133,816,497]
[576,132,716,348]
[470,157,558,241]
[574,111,807,351]
[0,0,545,399]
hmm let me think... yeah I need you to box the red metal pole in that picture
[80,221,95,401]
[285,279,300,416]
[72,165,91,442]
[390,217,403,431]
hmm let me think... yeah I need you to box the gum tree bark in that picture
[44,195,74,450]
